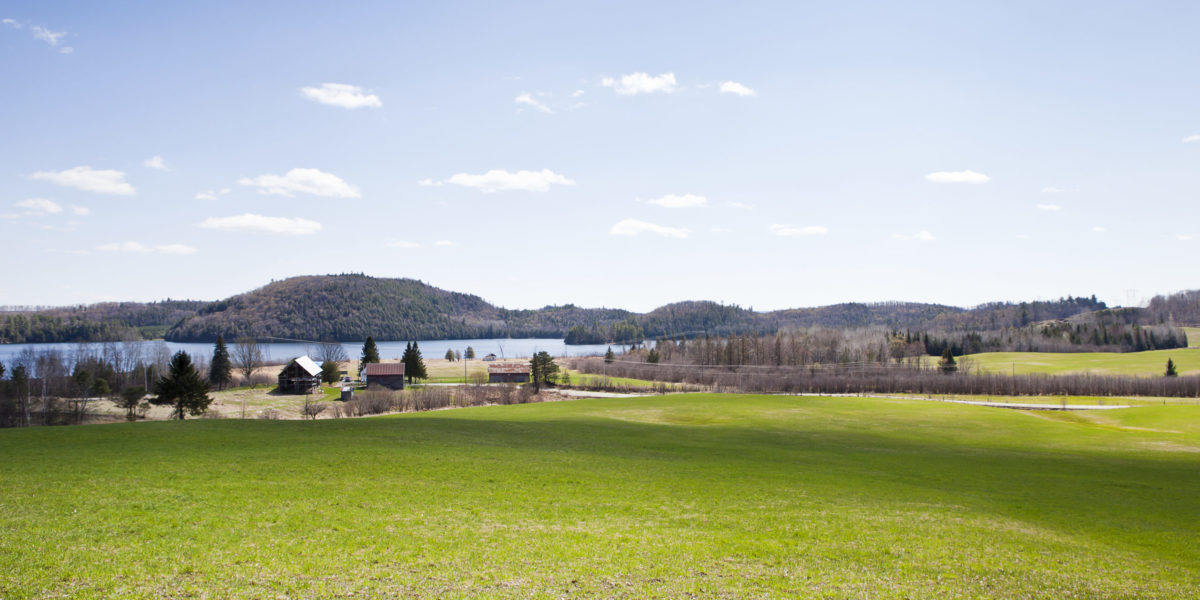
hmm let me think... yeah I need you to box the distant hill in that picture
[2,273,1189,344]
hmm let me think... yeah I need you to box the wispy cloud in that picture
[728,201,754,210]
[71,205,89,216]
[1041,186,1063,193]
[96,242,197,255]
[892,230,935,242]
[3,20,73,53]
[300,83,382,109]
[645,193,706,208]
[417,178,442,187]
[571,89,585,98]
[239,168,360,198]
[1177,234,1194,241]
[602,72,677,95]
[1182,134,1200,143]
[195,188,231,201]
[719,81,757,97]
[434,240,456,247]
[770,224,827,236]
[609,218,688,238]
[1036,204,1062,211]
[16,198,62,216]
[514,93,552,114]
[143,156,169,171]
[386,241,421,248]
[30,166,135,195]
[437,169,575,193]
[925,170,990,184]
[199,214,323,235]
[1091,226,1106,233]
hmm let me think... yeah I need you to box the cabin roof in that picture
[362,362,406,376]
[488,363,531,374]
[289,355,321,376]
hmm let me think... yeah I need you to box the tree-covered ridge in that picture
[0,300,206,343]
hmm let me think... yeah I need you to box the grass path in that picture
[1,394,1198,598]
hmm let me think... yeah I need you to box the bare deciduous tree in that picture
[232,337,265,385]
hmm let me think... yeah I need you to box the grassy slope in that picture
[1,395,1198,598]
[964,346,1200,376]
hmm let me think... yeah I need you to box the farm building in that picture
[488,363,531,384]
[362,362,406,390]
[483,353,498,362]
[277,356,322,394]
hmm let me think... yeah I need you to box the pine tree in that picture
[151,351,212,420]
[604,347,615,363]
[938,348,958,374]
[409,342,428,382]
[1165,358,1178,377]
[464,346,475,360]
[360,336,380,377]
[529,351,559,391]
[209,334,233,390]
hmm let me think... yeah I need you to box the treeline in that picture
[920,322,1188,355]
[572,357,1200,398]
[564,319,646,345]
[1143,289,1200,325]
[0,300,207,343]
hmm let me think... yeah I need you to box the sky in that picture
[2,1,1198,312]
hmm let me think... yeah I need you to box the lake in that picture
[0,338,628,366]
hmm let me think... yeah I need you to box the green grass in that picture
[2,394,1198,598]
[1184,327,1200,348]
[963,347,1200,376]
[563,369,661,388]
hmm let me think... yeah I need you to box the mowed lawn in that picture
[1,395,1198,598]
[965,346,1200,377]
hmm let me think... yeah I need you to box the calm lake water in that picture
[0,338,625,365]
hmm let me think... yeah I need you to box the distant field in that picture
[1184,327,1200,348]
[964,347,1200,377]
[2,394,1197,598]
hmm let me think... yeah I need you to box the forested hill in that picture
[1,274,1194,344]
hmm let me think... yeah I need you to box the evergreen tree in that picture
[444,348,456,362]
[464,346,475,360]
[209,334,233,390]
[937,348,958,374]
[405,341,427,383]
[320,360,341,384]
[604,347,615,363]
[529,351,559,391]
[360,336,380,377]
[151,351,212,420]
[646,348,660,364]
[1165,358,1178,377]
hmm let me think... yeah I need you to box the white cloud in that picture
[1182,135,1200,143]
[1041,186,1063,193]
[30,166,135,195]
[386,241,421,248]
[1091,226,1106,233]
[300,83,381,109]
[156,244,197,255]
[199,214,323,235]
[16,198,62,215]
[728,201,754,210]
[238,168,360,198]
[195,188,230,200]
[514,93,551,114]
[719,81,757,97]
[925,170,990,184]
[646,193,706,208]
[1036,204,1062,211]
[1177,234,1193,241]
[601,72,678,95]
[441,169,575,193]
[609,218,689,238]
[417,178,442,187]
[711,227,731,234]
[769,224,828,236]
[2,19,19,28]
[96,241,196,254]
[71,205,89,216]
[97,242,150,253]
[30,25,64,46]
[892,230,935,242]
[571,89,585,98]
[143,156,168,170]
[434,240,456,247]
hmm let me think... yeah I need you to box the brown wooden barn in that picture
[277,356,322,394]
[362,362,406,390]
[488,363,531,383]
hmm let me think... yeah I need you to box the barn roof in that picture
[363,362,406,376]
[488,363,531,374]
[289,356,321,376]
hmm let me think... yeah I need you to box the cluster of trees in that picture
[0,300,207,343]
[1143,289,1200,325]
[920,322,1188,355]
[564,319,646,345]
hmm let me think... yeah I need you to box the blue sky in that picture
[2,1,1198,312]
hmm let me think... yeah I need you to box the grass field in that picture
[2,394,1198,598]
[1184,327,1200,348]
[964,346,1200,377]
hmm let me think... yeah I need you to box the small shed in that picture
[278,356,322,394]
[362,362,406,390]
[488,363,531,383]
[483,353,498,362]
